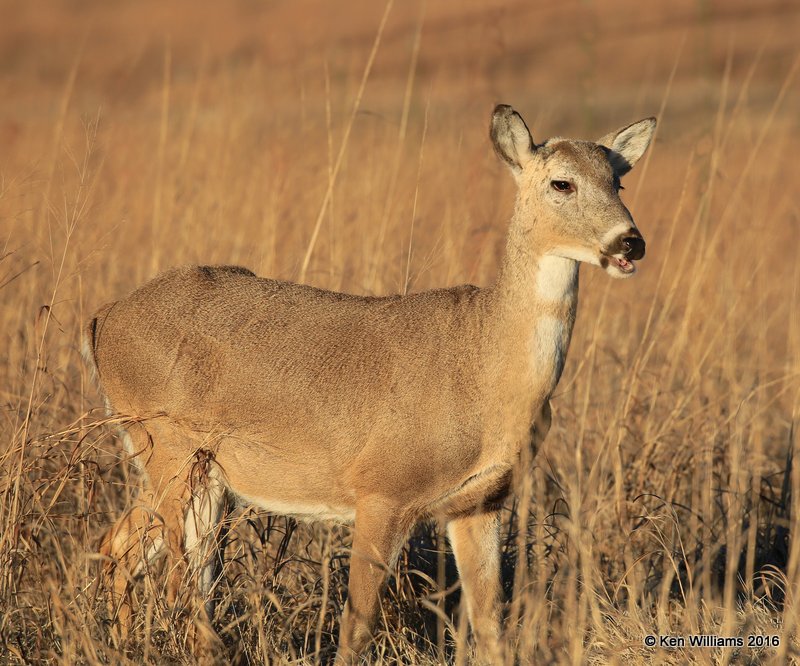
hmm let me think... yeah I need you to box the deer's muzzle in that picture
[622,234,645,260]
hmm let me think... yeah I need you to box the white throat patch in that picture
[529,255,579,394]
[532,316,568,395]
[535,256,578,302]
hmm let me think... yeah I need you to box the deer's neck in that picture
[492,206,579,400]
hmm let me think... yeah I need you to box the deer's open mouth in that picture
[602,253,637,278]
[611,255,636,274]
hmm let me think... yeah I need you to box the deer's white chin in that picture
[603,254,637,279]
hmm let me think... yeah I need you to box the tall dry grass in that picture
[1,0,800,663]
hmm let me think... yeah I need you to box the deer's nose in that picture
[622,235,645,260]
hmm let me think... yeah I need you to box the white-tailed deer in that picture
[83,105,655,663]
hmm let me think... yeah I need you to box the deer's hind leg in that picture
[100,420,230,653]
[99,421,186,644]
[182,448,231,650]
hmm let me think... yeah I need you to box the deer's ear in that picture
[597,117,657,176]
[490,105,536,174]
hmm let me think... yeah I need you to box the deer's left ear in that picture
[597,117,656,176]
[490,104,536,175]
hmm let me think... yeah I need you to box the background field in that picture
[2,0,800,663]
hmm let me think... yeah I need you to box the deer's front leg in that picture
[336,498,409,664]
[447,509,503,665]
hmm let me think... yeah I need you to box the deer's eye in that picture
[551,180,573,193]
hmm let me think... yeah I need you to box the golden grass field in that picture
[2,0,800,663]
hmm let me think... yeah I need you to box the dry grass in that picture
[2,0,800,663]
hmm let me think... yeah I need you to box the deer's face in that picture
[491,105,656,279]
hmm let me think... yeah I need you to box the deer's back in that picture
[89,265,488,450]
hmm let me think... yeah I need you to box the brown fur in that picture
[84,105,655,663]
